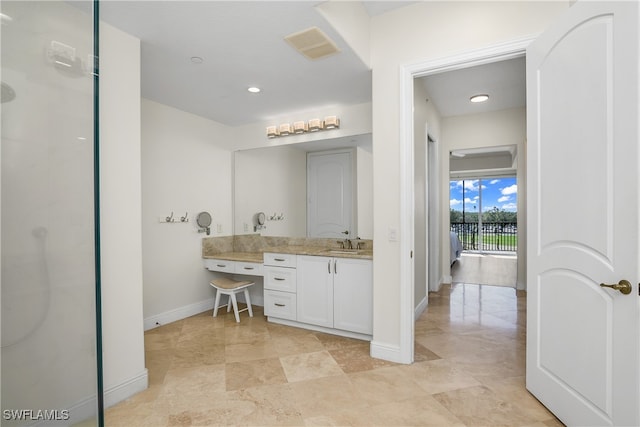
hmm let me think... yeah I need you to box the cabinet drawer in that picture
[234,262,263,276]
[203,259,235,273]
[264,290,297,321]
[264,253,296,268]
[264,266,296,292]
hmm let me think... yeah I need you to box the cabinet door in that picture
[333,258,372,335]
[296,255,333,328]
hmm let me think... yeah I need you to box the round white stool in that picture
[210,278,255,323]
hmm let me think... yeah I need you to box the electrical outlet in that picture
[243,223,249,232]
[217,224,222,234]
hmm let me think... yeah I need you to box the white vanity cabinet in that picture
[297,255,372,335]
[333,257,373,335]
[296,255,334,328]
[263,253,297,321]
[203,258,263,276]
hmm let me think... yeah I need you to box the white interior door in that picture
[307,149,355,238]
[526,2,639,426]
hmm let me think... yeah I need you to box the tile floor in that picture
[105,284,563,426]
[451,253,517,287]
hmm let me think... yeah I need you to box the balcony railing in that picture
[451,222,518,252]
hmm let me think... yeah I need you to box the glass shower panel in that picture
[1,1,100,425]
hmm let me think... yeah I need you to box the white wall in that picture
[100,22,147,405]
[442,107,527,288]
[369,1,569,361]
[234,145,307,237]
[141,99,234,321]
[413,82,443,311]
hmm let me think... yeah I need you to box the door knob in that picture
[599,279,632,295]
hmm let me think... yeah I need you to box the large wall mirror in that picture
[233,134,373,239]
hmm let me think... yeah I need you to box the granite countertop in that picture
[263,245,373,260]
[204,246,373,262]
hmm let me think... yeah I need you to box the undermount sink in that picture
[325,249,363,255]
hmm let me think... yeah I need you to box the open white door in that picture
[526,1,639,426]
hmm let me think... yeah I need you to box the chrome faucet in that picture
[337,239,352,249]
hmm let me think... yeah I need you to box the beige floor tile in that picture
[348,365,430,406]
[177,324,226,347]
[366,395,466,426]
[313,332,364,350]
[400,358,482,395]
[271,333,325,357]
[225,340,279,363]
[329,341,397,373]
[224,323,271,345]
[225,357,288,391]
[155,364,227,412]
[280,350,344,383]
[414,342,442,362]
[144,331,181,351]
[289,375,367,418]
[232,384,304,426]
[433,384,538,426]
[482,375,556,422]
[170,343,226,369]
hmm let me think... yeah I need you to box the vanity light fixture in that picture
[470,94,489,103]
[266,126,279,138]
[265,116,340,139]
[308,118,323,131]
[324,115,340,129]
[278,123,292,136]
[293,121,308,134]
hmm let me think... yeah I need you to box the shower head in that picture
[1,81,16,103]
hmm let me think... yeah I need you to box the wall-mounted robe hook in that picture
[166,211,174,222]
[181,212,188,222]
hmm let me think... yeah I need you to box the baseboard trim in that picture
[370,340,405,364]
[42,370,149,426]
[104,369,149,408]
[414,296,428,320]
[144,298,214,331]
[144,292,265,331]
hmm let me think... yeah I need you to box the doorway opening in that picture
[400,37,533,364]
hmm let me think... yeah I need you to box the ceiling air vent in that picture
[284,27,340,60]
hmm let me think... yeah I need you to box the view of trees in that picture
[450,207,517,223]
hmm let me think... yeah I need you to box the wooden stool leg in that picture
[230,292,240,323]
[213,289,222,317]
[244,288,253,317]
[226,295,232,312]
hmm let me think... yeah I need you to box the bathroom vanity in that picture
[203,236,373,340]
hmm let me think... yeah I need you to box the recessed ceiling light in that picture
[247,87,261,93]
[470,94,489,103]
[190,56,203,64]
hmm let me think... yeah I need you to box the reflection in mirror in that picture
[233,134,373,239]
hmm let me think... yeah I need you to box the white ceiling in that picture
[418,56,526,118]
[98,1,524,127]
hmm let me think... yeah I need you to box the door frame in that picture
[398,35,535,363]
